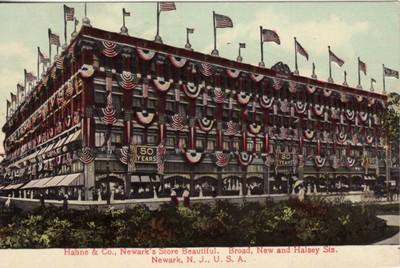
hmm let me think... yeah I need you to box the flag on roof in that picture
[384,66,399,79]
[329,49,344,67]
[25,70,36,82]
[262,29,280,45]
[160,2,176,11]
[214,13,233,28]
[371,78,376,83]
[38,47,50,64]
[358,58,367,75]
[187,28,194,34]
[48,29,60,46]
[64,5,75,21]
[239,43,246,48]
[295,39,309,60]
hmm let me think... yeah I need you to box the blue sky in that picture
[0,1,399,153]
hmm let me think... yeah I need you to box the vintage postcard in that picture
[0,1,399,267]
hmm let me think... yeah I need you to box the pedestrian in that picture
[39,193,45,208]
[5,194,11,208]
[298,185,305,202]
[182,187,190,207]
[170,188,179,206]
[62,194,69,211]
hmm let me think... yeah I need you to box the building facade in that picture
[0,26,390,201]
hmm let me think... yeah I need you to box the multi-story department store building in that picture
[0,26,393,201]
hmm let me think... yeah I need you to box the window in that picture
[132,134,143,145]
[112,94,122,109]
[111,132,123,145]
[233,138,240,151]
[147,134,157,145]
[248,140,254,151]
[95,92,106,105]
[133,97,141,109]
[196,139,204,149]
[223,141,229,151]
[256,142,262,152]
[179,137,187,148]
[95,132,105,147]
[207,140,215,151]
[148,99,156,109]
[166,137,175,146]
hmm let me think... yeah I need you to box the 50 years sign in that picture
[132,145,157,163]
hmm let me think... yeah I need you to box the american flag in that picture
[358,58,367,75]
[295,39,309,60]
[64,5,75,21]
[371,78,376,83]
[49,29,60,46]
[187,28,194,34]
[329,49,344,67]
[38,47,50,64]
[262,29,280,44]
[384,66,399,79]
[159,2,176,11]
[25,70,36,82]
[214,13,233,28]
[239,43,246,48]
[199,63,213,77]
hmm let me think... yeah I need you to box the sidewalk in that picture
[374,215,400,245]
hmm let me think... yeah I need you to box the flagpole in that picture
[48,29,52,65]
[123,8,126,28]
[259,26,264,67]
[382,64,386,93]
[155,2,162,43]
[37,47,40,80]
[24,70,27,92]
[64,5,67,46]
[357,57,361,87]
[211,11,218,56]
[294,37,298,74]
[328,46,332,82]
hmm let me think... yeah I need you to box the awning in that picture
[44,175,67,187]
[21,179,41,189]
[140,176,151,182]
[3,183,24,190]
[370,175,376,180]
[54,136,67,149]
[131,175,152,183]
[0,185,4,190]
[268,176,276,181]
[281,176,288,181]
[131,175,140,183]
[57,173,82,187]
[44,142,55,153]
[33,177,54,188]
[65,130,81,145]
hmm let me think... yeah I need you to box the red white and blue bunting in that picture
[314,155,326,168]
[225,120,238,136]
[295,101,307,114]
[304,129,315,140]
[337,132,347,144]
[197,117,214,132]
[215,151,230,167]
[237,151,253,166]
[345,109,355,121]
[250,73,264,82]
[248,123,262,135]
[359,112,368,122]
[368,97,375,107]
[168,55,187,68]
[272,78,283,90]
[102,40,119,57]
[366,135,374,144]
[170,113,185,130]
[323,88,332,97]
[313,105,324,117]
[183,82,202,99]
[102,93,117,125]
[80,64,95,78]
[213,87,224,104]
[79,147,95,164]
[306,85,316,94]
[226,69,240,79]
[118,146,129,165]
[183,149,202,164]
[237,91,251,105]
[136,110,155,125]
[153,77,172,92]
[345,157,356,168]
[259,96,274,109]
[355,95,363,103]
[118,71,136,90]
[136,48,156,61]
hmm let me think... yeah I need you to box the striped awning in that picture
[57,173,82,187]
[33,177,54,188]
[3,183,24,190]
[21,179,41,189]
[44,175,67,187]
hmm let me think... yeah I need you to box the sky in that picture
[0,1,399,154]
